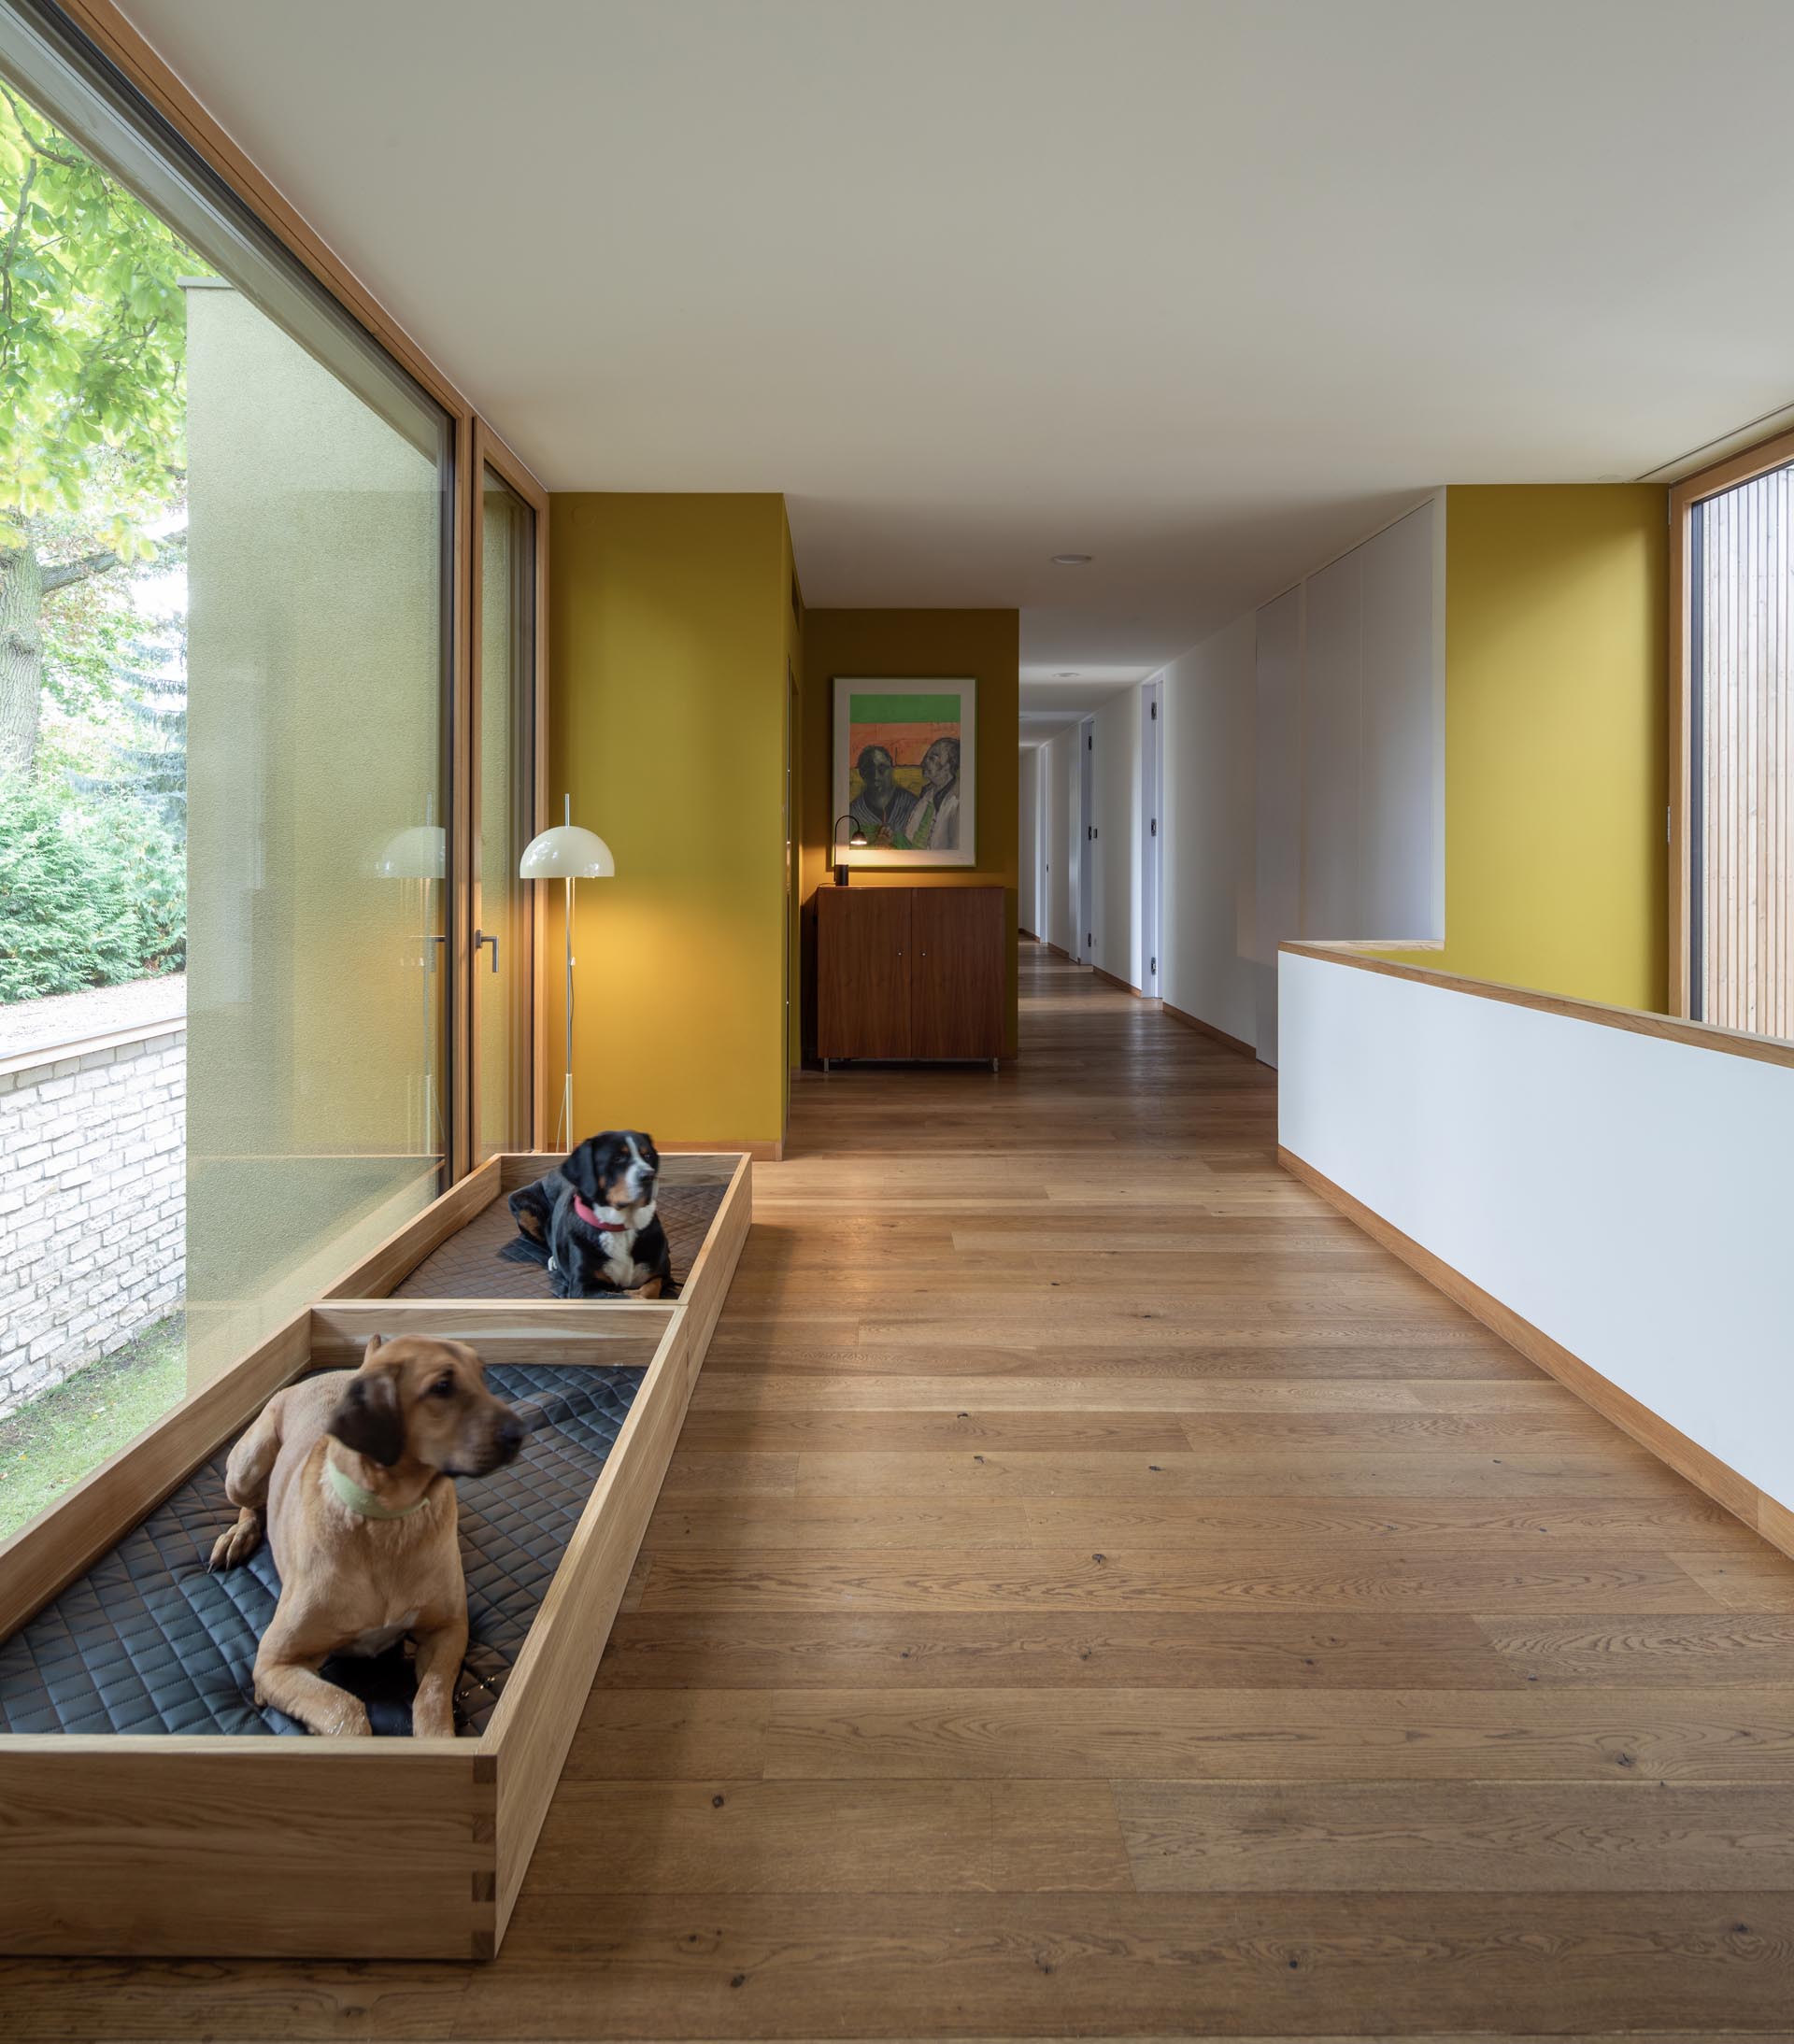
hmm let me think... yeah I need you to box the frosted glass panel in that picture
[182,285,449,1384]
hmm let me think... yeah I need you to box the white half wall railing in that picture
[1277,941,1794,1550]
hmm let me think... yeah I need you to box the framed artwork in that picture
[832,676,976,869]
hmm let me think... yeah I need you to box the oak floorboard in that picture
[527,1779,1133,1893]
[632,1545,1724,1614]
[790,1448,1692,1499]
[754,1685,1794,1781]
[1115,1781,1794,1891]
[8,941,1794,2040]
[1478,1613,1794,1686]
[591,1612,1530,1691]
[642,1493,1756,1553]
[676,1407,1621,1453]
[686,1373,1572,1412]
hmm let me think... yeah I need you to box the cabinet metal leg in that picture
[990,1057,999,1073]
[823,1057,832,1072]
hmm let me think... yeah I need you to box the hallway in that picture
[7,942,1794,2037]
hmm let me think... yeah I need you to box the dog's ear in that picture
[328,1364,406,1468]
[561,1138,602,1200]
[509,1181,553,1242]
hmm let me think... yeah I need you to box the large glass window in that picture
[0,2,454,1526]
[1688,456,1794,1038]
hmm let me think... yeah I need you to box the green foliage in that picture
[0,772,185,1001]
[0,85,201,557]
[37,513,187,722]
[72,614,187,830]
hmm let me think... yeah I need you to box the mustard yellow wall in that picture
[1386,485,1668,1012]
[549,493,790,1147]
[799,609,1020,1057]
[783,526,804,1079]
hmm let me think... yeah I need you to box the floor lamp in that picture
[520,795,615,1152]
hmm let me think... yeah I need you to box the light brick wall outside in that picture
[0,1027,185,1416]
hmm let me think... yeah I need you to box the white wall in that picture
[1297,498,1443,944]
[1018,745,1041,935]
[1280,949,1794,1512]
[1043,728,1076,953]
[1038,497,1440,1045]
[1253,586,1303,1063]
[1093,686,1141,986]
[1161,614,1259,1048]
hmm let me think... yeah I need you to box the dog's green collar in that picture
[325,1455,431,1520]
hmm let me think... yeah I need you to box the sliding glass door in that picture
[474,455,542,1158]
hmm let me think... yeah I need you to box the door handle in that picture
[476,929,500,975]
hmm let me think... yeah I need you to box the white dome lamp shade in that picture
[375,823,447,880]
[520,796,616,1148]
[518,821,615,881]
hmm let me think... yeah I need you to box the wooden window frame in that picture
[1668,420,1794,1017]
[468,426,552,1157]
[48,0,551,1175]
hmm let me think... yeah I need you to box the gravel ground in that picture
[0,972,186,1061]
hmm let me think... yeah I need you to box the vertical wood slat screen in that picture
[1695,461,1794,1037]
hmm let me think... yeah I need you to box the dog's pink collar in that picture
[573,1196,631,1234]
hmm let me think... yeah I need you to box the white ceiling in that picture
[122,0,1794,704]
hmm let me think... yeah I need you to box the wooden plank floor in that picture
[7,940,1794,2039]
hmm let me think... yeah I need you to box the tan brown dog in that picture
[207,1335,524,1738]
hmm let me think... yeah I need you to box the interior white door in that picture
[1140,677,1162,995]
[1077,717,1096,963]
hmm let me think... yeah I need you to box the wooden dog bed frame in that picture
[0,1150,749,1960]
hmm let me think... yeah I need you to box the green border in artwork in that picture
[848,691,964,723]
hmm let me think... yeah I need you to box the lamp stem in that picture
[562,872,575,1150]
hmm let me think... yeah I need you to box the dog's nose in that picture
[497,1412,526,1457]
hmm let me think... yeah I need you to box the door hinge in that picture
[1150,956,1157,974]
[1150,701,1158,719]
[1150,817,1158,836]
[1087,733,1092,750]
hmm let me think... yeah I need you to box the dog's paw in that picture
[320,1701,373,1738]
[207,1511,262,1572]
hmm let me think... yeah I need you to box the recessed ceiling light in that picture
[1050,553,1092,566]
[1055,670,1081,678]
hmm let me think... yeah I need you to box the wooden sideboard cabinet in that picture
[817,885,1005,1068]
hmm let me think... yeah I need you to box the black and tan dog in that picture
[501,1128,673,1300]
[207,1335,525,1737]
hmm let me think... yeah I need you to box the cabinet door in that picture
[911,888,1004,1059]
[818,887,913,1059]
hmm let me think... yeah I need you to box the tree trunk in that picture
[0,543,46,776]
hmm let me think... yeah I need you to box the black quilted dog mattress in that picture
[0,1363,644,1739]
[392,1181,723,1299]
